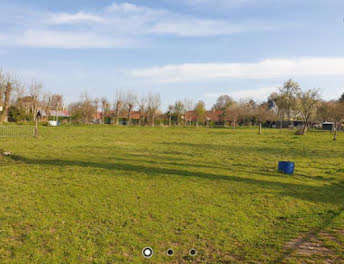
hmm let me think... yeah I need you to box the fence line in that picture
[0,125,35,138]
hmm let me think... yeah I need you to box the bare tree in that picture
[114,90,123,125]
[0,82,12,123]
[101,97,110,124]
[268,92,285,133]
[183,99,194,126]
[125,91,137,126]
[225,102,241,128]
[138,96,147,126]
[0,69,4,109]
[296,89,321,135]
[317,101,344,140]
[49,94,63,121]
[254,103,271,135]
[69,92,95,124]
[30,81,42,121]
[0,72,18,123]
[147,93,161,127]
[94,98,100,122]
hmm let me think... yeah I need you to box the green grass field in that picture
[0,126,343,263]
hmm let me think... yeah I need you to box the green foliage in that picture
[194,100,206,124]
[340,93,344,103]
[7,105,30,122]
[0,127,343,263]
[213,95,235,110]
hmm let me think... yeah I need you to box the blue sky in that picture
[0,0,344,109]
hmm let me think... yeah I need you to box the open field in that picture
[0,126,343,263]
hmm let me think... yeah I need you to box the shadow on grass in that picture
[273,207,344,263]
[159,142,344,159]
[111,155,337,183]
[9,154,344,206]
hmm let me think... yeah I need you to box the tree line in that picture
[1,69,344,138]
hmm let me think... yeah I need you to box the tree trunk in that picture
[35,117,38,137]
[301,121,308,135]
[333,121,337,141]
[128,107,132,126]
[169,116,172,127]
[0,82,12,123]
[279,120,282,133]
[152,115,155,127]
[115,108,120,125]
[258,123,262,135]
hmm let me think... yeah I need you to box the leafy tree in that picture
[167,105,173,126]
[194,100,206,127]
[213,95,234,110]
[173,100,185,125]
[279,79,301,125]
[8,105,27,122]
[296,89,321,135]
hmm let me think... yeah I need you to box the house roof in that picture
[43,110,70,117]
[185,110,224,122]
[100,111,141,120]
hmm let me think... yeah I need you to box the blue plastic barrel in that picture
[278,161,295,175]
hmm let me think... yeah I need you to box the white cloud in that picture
[185,0,253,6]
[48,12,105,24]
[0,30,131,49]
[0,2,278,49]
[204,86,278,101]
[129,57,344,83]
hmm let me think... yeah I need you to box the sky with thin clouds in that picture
[0,0,343,109]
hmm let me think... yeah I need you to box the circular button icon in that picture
[189,248,197,256]
[142,247,153,258]
[167,248,174,256]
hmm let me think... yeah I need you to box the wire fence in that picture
[0,125,35,138]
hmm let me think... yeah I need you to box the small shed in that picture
[322,122,334,130]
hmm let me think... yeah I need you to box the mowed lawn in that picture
[0,126,343,263]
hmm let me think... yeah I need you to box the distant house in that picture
[99,111,142,124]
[41,110,70,120]
[184,110,225,125]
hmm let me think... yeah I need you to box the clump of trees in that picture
[1,67,343,139]
[0,68,67,124]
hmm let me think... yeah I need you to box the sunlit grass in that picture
[0,126,343,263]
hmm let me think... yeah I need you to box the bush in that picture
[7,106,29,122]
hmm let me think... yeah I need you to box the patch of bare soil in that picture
[282,230,344,264]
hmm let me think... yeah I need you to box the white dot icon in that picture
[142,247,153,258]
